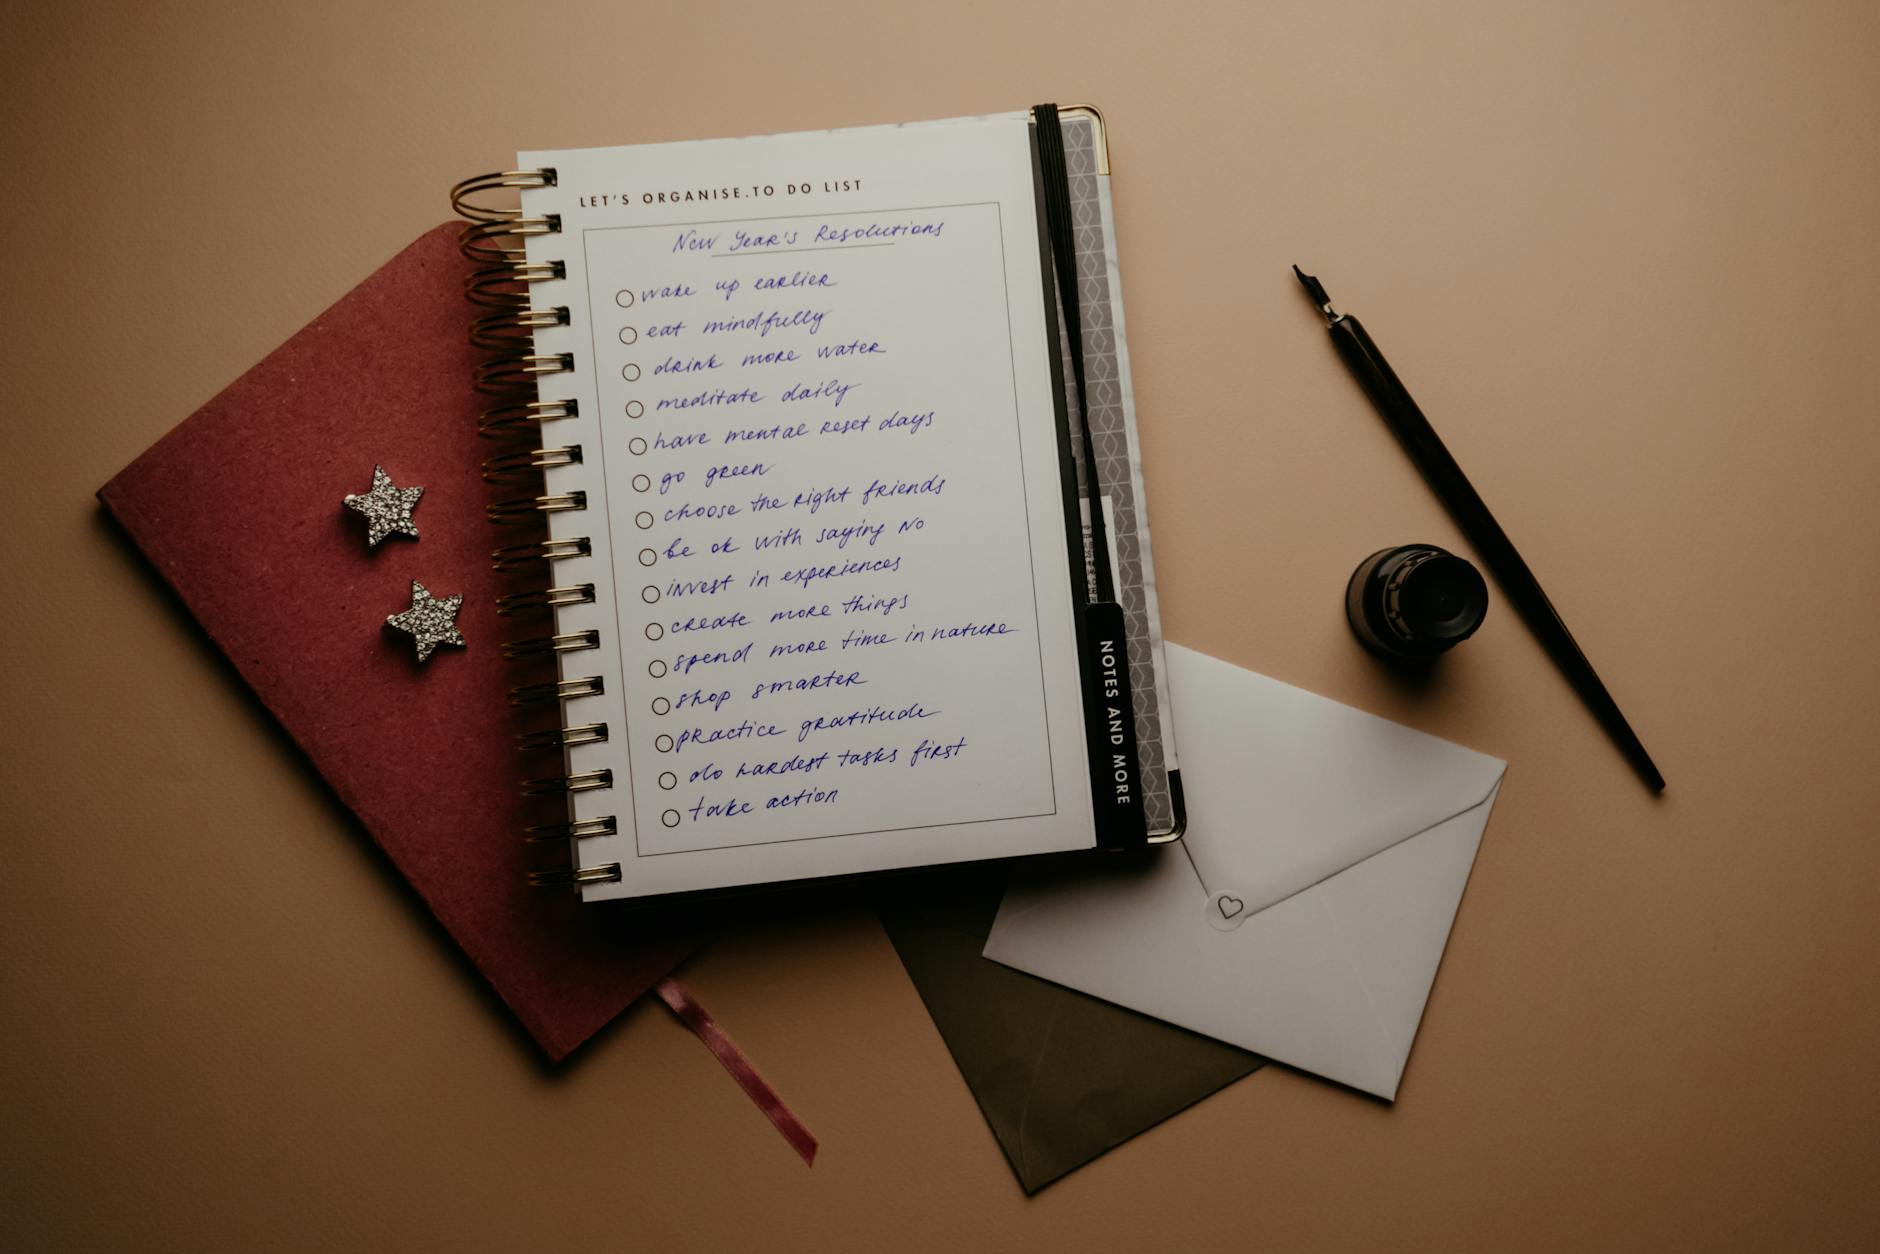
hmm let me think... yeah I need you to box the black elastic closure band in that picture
[1034,103,1114,603]
[1034,102,1145,851]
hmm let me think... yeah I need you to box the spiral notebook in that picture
[456,106,1182,901]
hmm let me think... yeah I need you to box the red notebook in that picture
[99,223,697,1060]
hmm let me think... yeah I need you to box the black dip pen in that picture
[1292,265,1665,794]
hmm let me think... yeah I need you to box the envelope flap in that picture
[1322,779,1501,1069]
[880,867,1263,1193]
[987,846,1404,1098]
[1167,645,1505,913]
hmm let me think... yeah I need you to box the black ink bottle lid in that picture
[1346,544,1489,661]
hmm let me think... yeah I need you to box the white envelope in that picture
[984,643,1506,1100]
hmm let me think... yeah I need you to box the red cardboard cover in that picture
[99,223,696,1061]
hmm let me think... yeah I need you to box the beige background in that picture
[4,0,1877,1249]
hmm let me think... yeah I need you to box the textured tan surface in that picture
[3,1,1877,1249]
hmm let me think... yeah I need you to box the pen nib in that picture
[1292,264,1337,320]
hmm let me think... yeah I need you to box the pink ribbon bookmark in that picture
[655,977,818,1166]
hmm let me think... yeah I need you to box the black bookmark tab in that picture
[1036,103,1147,849]
[1082,600,1146,848]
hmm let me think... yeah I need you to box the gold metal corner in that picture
[1057,103,1111,175]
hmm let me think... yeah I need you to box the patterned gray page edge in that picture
[1057,114,1177,831]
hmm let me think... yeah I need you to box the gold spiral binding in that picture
[459,216,561,265]
[500,630,600,660]
[473,353,574,394]
[482,445,581,483]
[523,815,619,844]
[465,260,564,308]
[478,398,577,440]
[456,167,623,892]
[491,536,591,571]
[516,722,609,751]
[487,491,586,523]
[508,675,604,706]
[522,769,613,797]
[526,864,622,888]
[450,169,556,223]
[471,307,570,350]
[500,631,594,661]
[494,583,596,617]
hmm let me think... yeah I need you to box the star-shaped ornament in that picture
[344,465,424,547]
[385,580,465,663]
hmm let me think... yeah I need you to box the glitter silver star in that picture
[385,580,465,663]
[344,465,424,547]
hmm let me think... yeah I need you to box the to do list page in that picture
[521,116,1094,899]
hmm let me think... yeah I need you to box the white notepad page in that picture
[521,115,1094,900]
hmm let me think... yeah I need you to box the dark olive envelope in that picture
[879,868,1264,1193]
